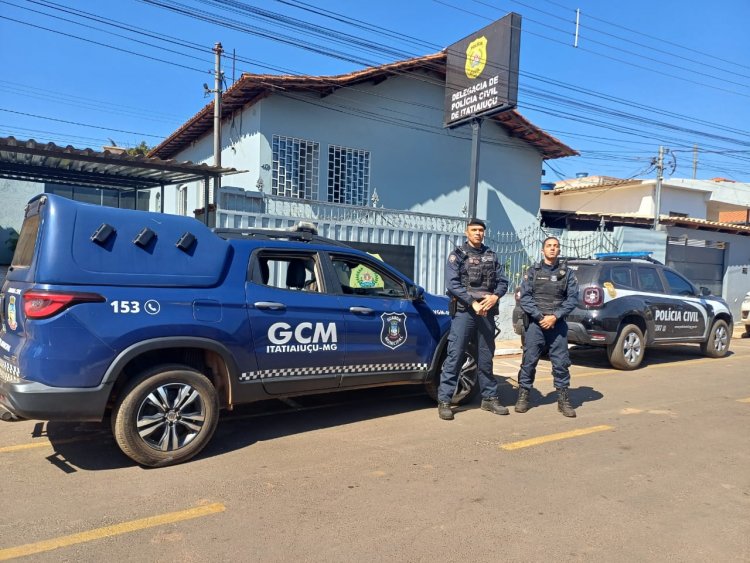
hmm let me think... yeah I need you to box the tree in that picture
[126,141,151,156]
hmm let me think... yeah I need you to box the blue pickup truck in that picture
[0,195,479,466]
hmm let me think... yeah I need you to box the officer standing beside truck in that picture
[437,218,509,420]
[515,236,579,417]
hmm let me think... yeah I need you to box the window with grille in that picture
[272,135,319,200]
[327,145,370,206]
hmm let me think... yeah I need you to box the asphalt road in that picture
[1,337,749,562]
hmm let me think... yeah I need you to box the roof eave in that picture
[149,52,575,161]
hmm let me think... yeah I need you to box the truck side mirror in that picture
[409,285,425,301]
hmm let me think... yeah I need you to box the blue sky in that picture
[1,0,749,183]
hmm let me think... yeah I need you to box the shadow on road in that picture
[568,343,738,369]
[43,385,436,471]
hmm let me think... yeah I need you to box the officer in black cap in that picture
[515,236,579,417]
[437,218,509,420]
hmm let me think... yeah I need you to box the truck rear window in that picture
[10,213,40,268]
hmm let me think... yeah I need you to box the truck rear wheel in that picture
[112,365,219,467]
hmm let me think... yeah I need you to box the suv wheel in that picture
[607,324,644,370]
[112,365,220,467]
[700,319,730,358]
[425,345,480,405]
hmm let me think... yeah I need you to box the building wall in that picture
[661,188,708,219]
[172,71,546,233]
[542,185,653,215]
[542,184,709,219]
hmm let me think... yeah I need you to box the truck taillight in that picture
[23,291,105,319]
[582,286,603,307]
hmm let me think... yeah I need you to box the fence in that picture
[218,191,619,295]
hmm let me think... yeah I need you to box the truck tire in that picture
[112,365,219,468]
[700,319,730,358]
[607,324,644,370]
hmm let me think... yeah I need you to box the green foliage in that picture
[126,141,151,156]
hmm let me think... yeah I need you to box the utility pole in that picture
[653,145,665,230]
[211,42,224,224]
[692,144,698,179]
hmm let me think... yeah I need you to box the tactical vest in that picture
[531,261,568,315]
[458,244,497,300]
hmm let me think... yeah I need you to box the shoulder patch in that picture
[449,254,456,263]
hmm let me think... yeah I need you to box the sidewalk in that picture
[497,323,747,357]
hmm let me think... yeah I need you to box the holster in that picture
[448,296,458,318]
[523,312,530,330]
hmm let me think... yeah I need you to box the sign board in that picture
[444,13,521,127]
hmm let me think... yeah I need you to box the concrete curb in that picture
[495,339,523,356]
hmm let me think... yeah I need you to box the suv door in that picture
[659,268,707,339]
[327,253,435,387]
[636,265,704,342]
[245,250,345,394]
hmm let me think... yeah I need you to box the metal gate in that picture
[666,235,726,296]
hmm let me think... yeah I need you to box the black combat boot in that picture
[480,397,509,415]
[438,402,454,420]
[557,388,577,418]
[515,387,531,413]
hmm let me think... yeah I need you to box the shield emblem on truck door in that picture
[380,312,407,350]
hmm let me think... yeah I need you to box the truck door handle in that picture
[254,301,286,311]
[349,306,374,315]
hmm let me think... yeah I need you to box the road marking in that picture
[737,397,750,403]
[0,503,226,561]
[500,424,614,451]
[0,435,99,454]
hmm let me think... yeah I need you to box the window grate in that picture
[327,145,370,206]
[272,135,320,200]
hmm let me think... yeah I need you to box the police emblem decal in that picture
[380,312,407,349]
[465,36,488,79]
[7,295,17,331]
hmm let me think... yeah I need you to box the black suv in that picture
[513,252,732,370]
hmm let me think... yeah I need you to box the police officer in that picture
[438,218,509,420]
[515,236,579,417]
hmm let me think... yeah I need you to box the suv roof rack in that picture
[593,251,662,264]
[213,221,350,247]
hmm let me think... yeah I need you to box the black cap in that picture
[467,218,486,229]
